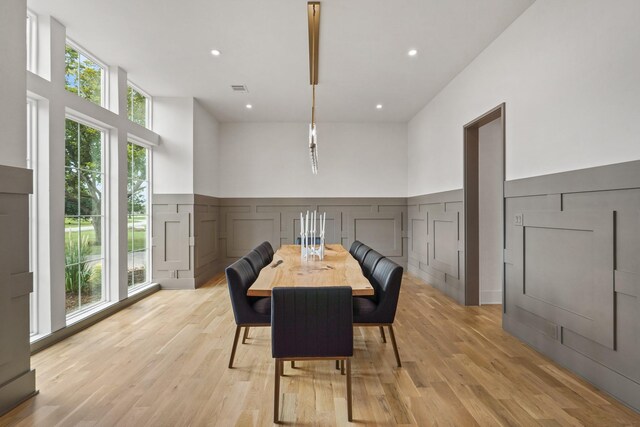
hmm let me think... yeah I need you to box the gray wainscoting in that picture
[407,190,466,304]
[0,165,36,415]
[152,194,221,289]
[504,160,640,412]
[219,198,408,270]
[152,196,408,289]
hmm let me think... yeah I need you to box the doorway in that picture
[463,104,505,306]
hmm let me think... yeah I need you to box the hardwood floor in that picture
[2,273,639,426]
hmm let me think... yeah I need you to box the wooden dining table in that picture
[247,244,375,297]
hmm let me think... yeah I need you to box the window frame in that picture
[126,137,153,293]
[26,9,38,73]
[27,97,38,336]
[65,38,110,109]
[63,113,111,320]
[127,82,153,129]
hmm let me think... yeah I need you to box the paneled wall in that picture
[0,166,36,414]
[407,190,466,304]
[219,198,407,269]
[503,160,640,412]
[153,196,408,288]
[152,194,221,289]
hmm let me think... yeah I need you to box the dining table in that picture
[247,244,375,297]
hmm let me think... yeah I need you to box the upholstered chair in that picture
[271,287,354,422]
[225,258,271,368]
[352,258,403,367]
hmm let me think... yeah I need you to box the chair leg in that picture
[274,359,281,423]
[341,360,345,375]
[388,325,402,367]
[242,326,250,344]
[379,326,387,343]
[291,361,295,369]
[228,325,242,368]
[346,358,353,422]
[335,360,340,370]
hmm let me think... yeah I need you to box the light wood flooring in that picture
[2,273,639,426]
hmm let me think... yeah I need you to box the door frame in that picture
[463,103,505,306]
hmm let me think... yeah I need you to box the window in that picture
[127,142,150,289]
[127,84,150,128]
[26,10,37,72]
[27,98,38,335]
[65,42,105,106]
[65,118,105,315]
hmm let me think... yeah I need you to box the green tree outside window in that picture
[65,45,103,106]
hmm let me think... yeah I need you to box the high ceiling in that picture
[28,0,534,122]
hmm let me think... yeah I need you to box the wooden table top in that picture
[247,244,375,297]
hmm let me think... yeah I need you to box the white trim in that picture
[26,9,38,73]
[126,132,158,149]
[65,108,112,133]
[27,97,39,336]
[65,38,110,109]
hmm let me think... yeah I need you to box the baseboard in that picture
[503,313,640,413]
[158,277,195,290]
[407,263,464,304]
[0,369,36,417]
[480,290,502,305]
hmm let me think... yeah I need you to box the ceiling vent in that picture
[231,85,249,93]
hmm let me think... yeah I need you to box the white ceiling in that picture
[28,0,534,123]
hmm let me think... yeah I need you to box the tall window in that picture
[65,118,105,315]
[127,85,150,128]
[27,98,38,335]
[65,43,105,106]
[127,142,150,289]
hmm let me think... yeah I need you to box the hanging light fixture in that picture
[308,2,320,174]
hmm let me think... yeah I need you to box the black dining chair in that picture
[272,287,354,423]
[244,249,265,276]
[349,240,363,256]
[361,249,384,279]
[225,258,271,368]
[260,241,275,261]
[353,244,371,265]
[255,242,273,265]
[353,257,403,367]
[294,236,322,245]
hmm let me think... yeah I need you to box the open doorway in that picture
[463,103,505,306]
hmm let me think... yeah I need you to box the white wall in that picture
[0,0,27,168]
[152,97,194,194]
[478,118,503,304]
[408,0,640,196]
[193,99,220,197]
[219,122,407,198]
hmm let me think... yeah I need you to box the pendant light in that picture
[308,2,320,174]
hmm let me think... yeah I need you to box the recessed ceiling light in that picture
[246,104,252,109]
[210,49,221,56]
[408,49,418,57]
[376,104,383,109]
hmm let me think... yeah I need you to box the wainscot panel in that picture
[504,159,640,412]
[407,189,465,304]
[0,165,36,416]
